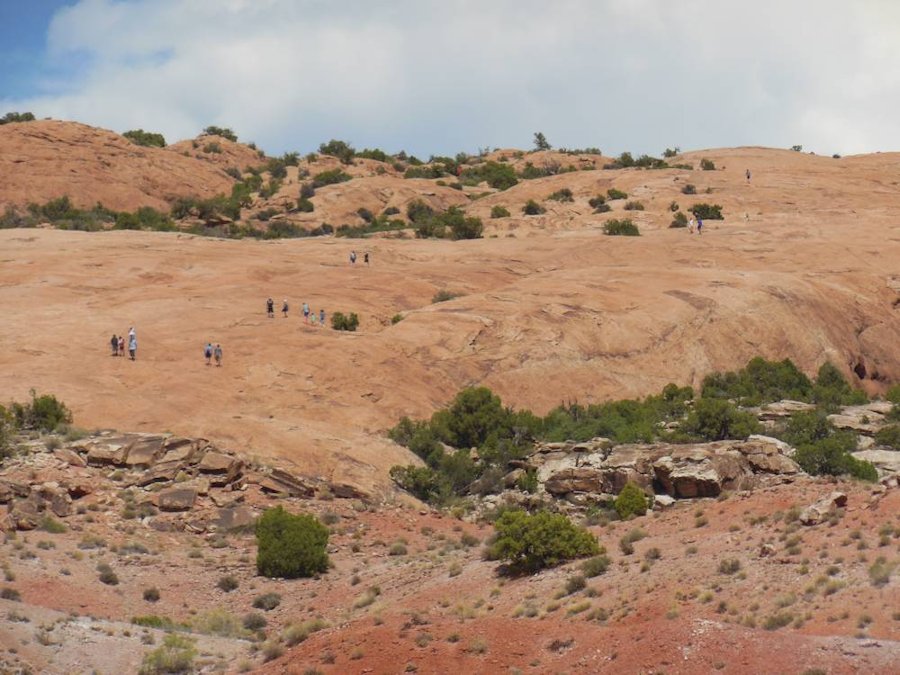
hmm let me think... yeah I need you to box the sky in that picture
[1,0,900,158]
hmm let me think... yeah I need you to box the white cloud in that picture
[2,0,900,156]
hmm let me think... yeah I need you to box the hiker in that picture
[214,344,222,367]
[697,217,703,235]
[349,250,357,265]
[282,299,289,318]
[319,309,325,326]
[302,302,310,322]
[310,313,318,326]
[364,251,369,265]
[746,169,751,182]
[266,298,274,318]
[688,217,695,234]
[110,334,118,356]
[118,335,125,356]
[128,333,137,361]
[205,342,213,365]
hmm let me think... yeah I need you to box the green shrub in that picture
[812,362,867,408]
[318,139,355,164]
[255,506,330,579]
[143,587,160,602]
[460,162,518,190]
[0,111,36,125]
[581,554,610,578]
[614,482,648,519]
[296,197,314,212]
[681,183,697,195]
[701,357,812,405]
[602,219,640,236]
[689,203,723,220]
[391,313,404,324]
[606,188,628,200]
[794,436,877,481]
[139,633,197,674]
[623,201,644,211]
[202,126,237,142]
[718,558,741,575]
[487,509,599,574]
[522,200,546,215]
[886,384,900,404]
[518,162,551,180]
[202,142,222,154]
[700,158,716,171]
[662,147,680,158]
[11,391,72,432]
[0,587,21,601]
[243,612,267,631]
[97,562,119,585]
[670,211,688,228]
[312,169,352,187]
[123,129,166,148]
[547,188,574,202]
[356,147,388,162]
[874,424,900,450]
[490,205,511,219]
[681,398,761,441]
[533,132,551,151]
[406,199,435,223]
[331,312,359,331]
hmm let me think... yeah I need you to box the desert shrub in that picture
[202,142,222,154]
[255,506,330,579]
[282,618,328,647]
[143,587,160,602]
[318,139,355,164]
[312,169,352,187]
[217,575,239,592]
[718,558,741,575]
[669,201,679,212]
[522,200,546,215]
[680,398,761,441]
[0,111,36,125]
[252,592,282,611]
[874,424,900,450]
[123,129,166,148]
[701,357,813,405]
[357,207,374,223]
[299,182,316,200]
[689,203,723,220]
[404,164,445,179]
[491,205,511,219]
[331,312,359,331]
[243,612,267,631]
[265,158,288,179]
[681,183,697,195]
[11,391,72,433]
[623,201,644,211]
[139,633,197,674]
[356,147,388,162]
[97,562,119,585]
[202,126,237,142]
[0,405,16,459]
[296,197,314,212]
[406,199,435,223]
[662,147,680,158]
[115,206,176,232]
[192,609,245,638]
[607,188,628,200]
[132,615,178,629]
[518,162,551,179]
[255,208,279,222]
[700,158,716,171]
[547,188,574,202]
[0,587,21,601]
[581,554,610,578]
[533,132,551,151]
[794,436,877,481]
[487,509,599,574]
[602,219,640,236]
[812,362,867,408]
[670,211,688,228]
[460,162,518,190]
[614,482,648,519]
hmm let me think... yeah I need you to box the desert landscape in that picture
[1,117,899,674]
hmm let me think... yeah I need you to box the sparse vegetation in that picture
[689,203,724,220]
[331,312,360,332]
[614,482,648,519]
[522,200,546,216]
[202,126,237,142]
[123,129,166,148]
[606,188,628,200]
[139,633,197,674]
[547,188,574,202]
[253,593,282,611]
[0,111,36,125]
[700,158,716,171]
[490,205,511,219]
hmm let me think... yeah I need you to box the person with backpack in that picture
[282,299,289,318]
[266,298,274,318]
[214,344,222,367]
[319,308,325,327]
[205,342,213,365]
[302,302,310,322]
[110,334,118,356]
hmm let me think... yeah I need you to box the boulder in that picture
[54,447,87,467]
[853,449,900,475]
[123,436,167,469]
[544,468,605,496]
[9,498,41,530]
[653,494,676,509]
[198,451,244,485]
[799,491,847,525]
[756,400,816,420]
[503,468,526,489]
[738,436,801,474]
[215,505,256,530]
[331,482,368,500]
[37,483,72,518]
[84,438,131,466]
[257,468,315,497]
[0,479,30,503]
[157,487,198,512]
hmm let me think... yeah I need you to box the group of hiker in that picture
[349,250,369,265]
[267,297,326,327]
[204,342,223,366]
[109,327,138,361]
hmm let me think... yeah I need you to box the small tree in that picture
[318,139,356,164]
[0,111,36,125]
[603,219,640,236]
[488,509,599,574]
[255,506,329,579]
[681,398,760,441]
[522,200,546,215]
[202,126,237,142]
[123,129,166,148]
[533,132,551,151]
[615,482,649,519]
[490,205,510,219]
[331,312,359,331]
[700,158,716,171]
